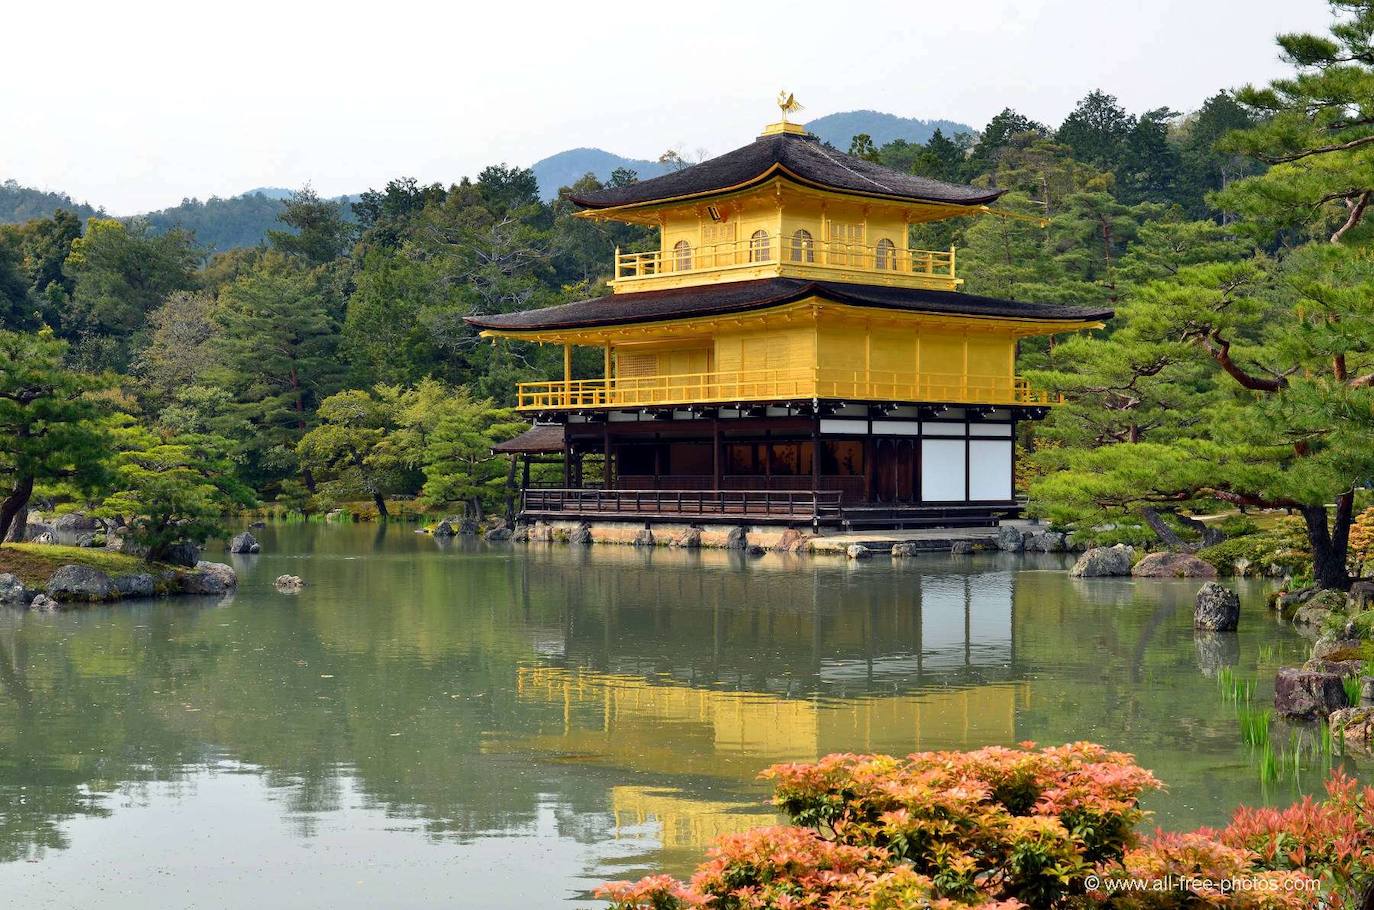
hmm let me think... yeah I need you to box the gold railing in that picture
[614,238,956,283]
[516,367,1059,410]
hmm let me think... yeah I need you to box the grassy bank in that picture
[0,543,161,587]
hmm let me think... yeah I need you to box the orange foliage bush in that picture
[595,743,1372,910]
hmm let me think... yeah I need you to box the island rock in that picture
[891,541,920,557]
[0,573,26,606]
[113,573,156,598]
[46,564,115,602]
[229,532,261,554]
[724,527,748,550]
[28,594,58,612]
[1131,552,1216,578]
[995,526,1026,552]
[1070,544,1133,577]
[274,575,305,592]
[846,544,871,560]
[1194,582,1240,631]
[1274,667,1347,719]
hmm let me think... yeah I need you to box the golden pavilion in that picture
[469,103,1111,530]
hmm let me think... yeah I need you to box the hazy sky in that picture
[2,0,1335,215]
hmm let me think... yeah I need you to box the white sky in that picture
[1,0,1335,215]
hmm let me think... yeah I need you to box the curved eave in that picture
[474,300,1107,344]
[571,164,1002,220]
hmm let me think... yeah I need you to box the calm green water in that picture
[0,524,1343,908]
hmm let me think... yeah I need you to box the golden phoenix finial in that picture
[776,91,804,123]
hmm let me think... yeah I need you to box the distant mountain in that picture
[530,148,670,201]
[0,180,102,224]
[141,192,289,254]
[806,110,975,149]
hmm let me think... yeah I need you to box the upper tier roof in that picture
[466,279,1112,333]
[569,132,1004,210]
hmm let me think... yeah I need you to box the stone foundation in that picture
[520,519,804,550]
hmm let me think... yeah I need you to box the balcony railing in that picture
[516,366,1060,410]
[613,238,956,285]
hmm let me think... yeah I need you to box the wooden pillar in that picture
[712,417,722,491]
[602,422,611,490]
[562,445,571,487]
[863,435,875,504]
[522,453,532,490]
[504,453,518,522]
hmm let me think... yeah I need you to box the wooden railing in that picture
[614,238,956,284]
[523,487,843,519]
[516,367,1060,410]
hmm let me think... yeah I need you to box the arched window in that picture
[673,239,693,272]
[750,229,771,262]
[790,229,814,263]
[875,238,897,270]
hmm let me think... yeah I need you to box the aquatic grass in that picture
[1344,676,1362,707]
[1217,667,1253,704]
[1237,704,1271,747]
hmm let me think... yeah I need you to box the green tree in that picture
[62,218,198,370]
[0,236,31,330]
[296,388,412,518]
[266,187,356,266]
[0,330,111,541]
[420,394,524,520]
[1216,0,1374,243]
[847,133,881,162]
[97,419,254,562]
[209,256,343,490]
[130,291,217,410]
[1055,90,1134,170]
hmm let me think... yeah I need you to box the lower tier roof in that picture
[465,278,1113,333]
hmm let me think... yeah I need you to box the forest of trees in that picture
[0,0,1370,583]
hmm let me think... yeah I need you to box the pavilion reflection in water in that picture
[503,568,1024,852]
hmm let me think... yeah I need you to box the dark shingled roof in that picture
[570,132,1003,209]
[491,423,565,453]
[466,279,1113,332]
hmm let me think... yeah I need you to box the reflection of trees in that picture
[0,524,1321,867]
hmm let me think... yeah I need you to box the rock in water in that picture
[274,575,305,593]
[484,526,514,542]
[995,525,1025,552]
[432,520,455,538]
[1131,552,1216,578]
[1195,582,1240,631]
[669,527,700,549]
[46,565,115,602]
[950,540,974,555]
[846,544,871,560]
[196,561,238,589]
[568,523,593,545]
[773,528,803,553]
[164,542,200,568]
[1274,667,1347,718]
[1331,707,1374,751]
[1070,544,1133,577]
[724,527,747,550]
[113,574,156,598]
[229,531,261,554]
[28,594,58,612]
[0,573,26,606]
[891,541,919,557]
[1029,531,1067,553]
[631,528,654,547]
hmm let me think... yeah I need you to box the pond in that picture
[0,523,1341,908]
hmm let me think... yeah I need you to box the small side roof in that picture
[491,423,566,454]
[569,132,1002,211]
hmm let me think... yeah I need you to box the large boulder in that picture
[724,527,748,550]
[950,540,975,555]
[1312,635,1365,662]
[632,528,655,548]
[0,573,26,606]
[1350,581,1374,611]
[432,520,455,538]
[1274,667,1347,719]
[1294,589,1349,630]
[1028,531,1067,553]
[995,525,1026,552]
[773,528,804,553]
[46,564,115,602]
[891,541,920,558]
[1194,582,1240,631]
[1330,706,1374,751]
[180,568,228,595]
[669,527,701,549]
[1070,544,1133,577]
[195,561,238,589]
[484,526,514,542]
[228,531,261,554]
[459,518,479,536]
[163,542,200,568]
[846,544,871,560]
[1132,552,1216,578]
[112,573,156,598]
[568,523,593,546]
[1304,657,1365,678]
